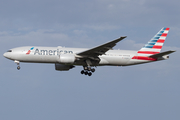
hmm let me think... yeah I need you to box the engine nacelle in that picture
[58,54,75,64]
[55,63,74,71]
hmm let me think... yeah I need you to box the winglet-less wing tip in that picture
[122,36,127,38]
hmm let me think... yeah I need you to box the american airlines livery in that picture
[3,28,175,76]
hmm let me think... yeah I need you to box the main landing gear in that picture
[14,60,20,70]
[81,66,95,76]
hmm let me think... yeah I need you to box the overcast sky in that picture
[0,0,180,120]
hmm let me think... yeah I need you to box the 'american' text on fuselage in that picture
[34,49,73,55]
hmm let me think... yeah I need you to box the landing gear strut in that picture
[14,60,20,70]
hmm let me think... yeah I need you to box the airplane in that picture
[3,27,175,76]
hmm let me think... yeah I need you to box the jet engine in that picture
[55,63,75,71]
[58,54,76,64]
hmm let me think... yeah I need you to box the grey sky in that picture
[0,0,180,120]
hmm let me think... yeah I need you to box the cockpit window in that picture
[7,50,12,52]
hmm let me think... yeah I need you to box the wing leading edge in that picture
[77,36,127,57]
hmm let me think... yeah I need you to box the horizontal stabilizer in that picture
[149,50,176,58]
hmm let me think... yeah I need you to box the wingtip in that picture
[171,50,176,52]
[119,36,127,39]
[121,36,127,38]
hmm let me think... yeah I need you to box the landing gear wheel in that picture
[84,71,88,75]
[17,66,20,70]
[91,68,95,72]
[84,66,88,70]
[88,67,91,71]
[81,70,84,74]
[88,72,92,76]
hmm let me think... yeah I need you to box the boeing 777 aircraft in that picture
[3,28,175,76]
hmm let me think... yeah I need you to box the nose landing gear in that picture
[14,60,20,70]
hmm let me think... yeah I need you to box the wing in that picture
[77,36,127,57]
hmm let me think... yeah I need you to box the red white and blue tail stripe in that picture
[139,27,169,54]
[132,27,170,61]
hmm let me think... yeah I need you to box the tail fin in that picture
[138,27,170,56]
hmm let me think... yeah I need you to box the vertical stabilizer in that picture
[138,27,170,56]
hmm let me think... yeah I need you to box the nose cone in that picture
[3,52,7,58]
[3,52,10,59]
